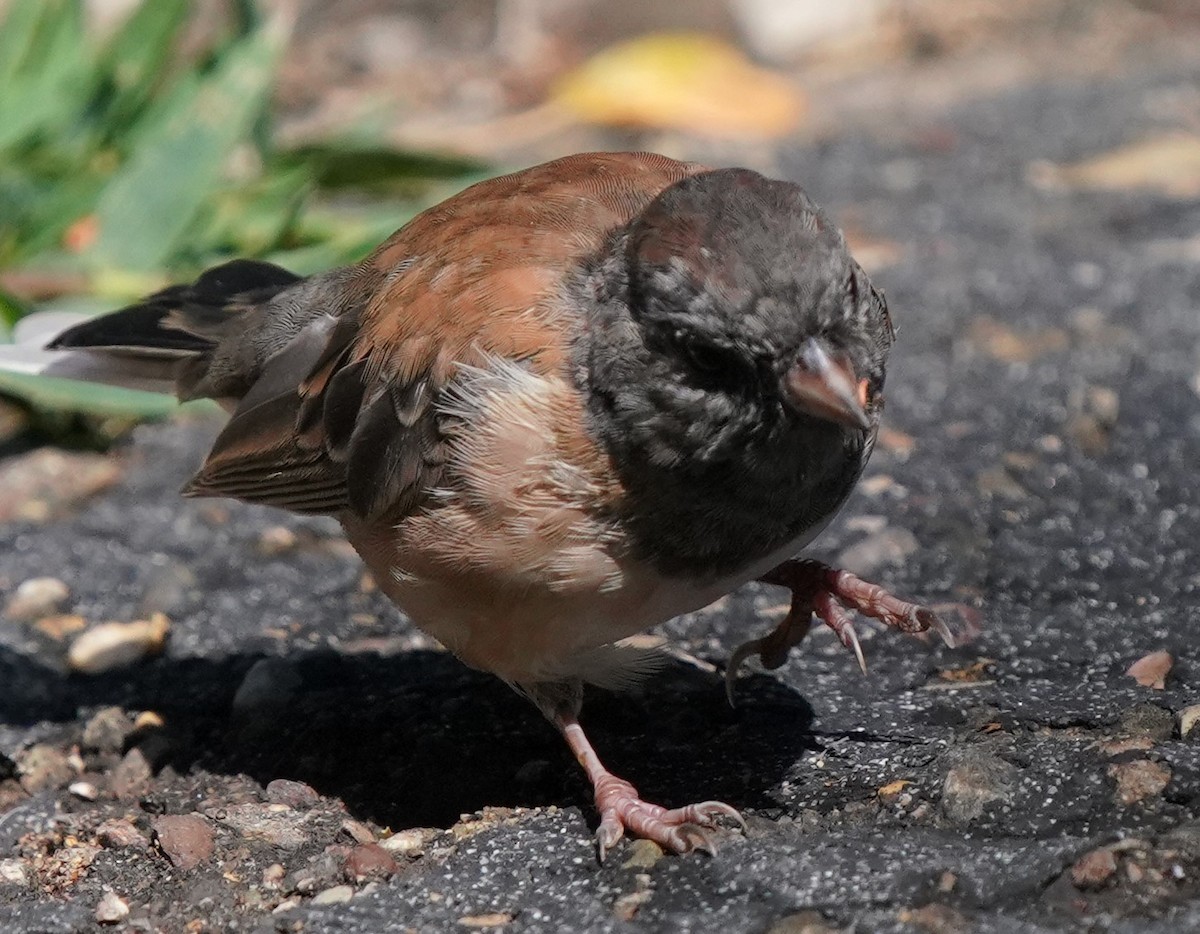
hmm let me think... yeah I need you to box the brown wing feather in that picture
[185,152,704,519]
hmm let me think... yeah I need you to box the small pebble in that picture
[1071,847,1117,889]
[0,858,28,886]
[341,819,376,844]
[33,613,86,641]
[82,707,135,754]
[94,891,130,924]
[17,743,74,793]
[286,870,319,895]
[343,843,399,882]
[1178,704,1200,738]
[259,526,298,555]
[0,449,121,522]
[312,884,355,906]
[613,888,653,922]
[1118,703,1175,742]
[68,614,170,674]
[458,913,516,929]
[940,750,1017,824]
[380,827,439,857]
[266,778,320,809]
[1109,759,1172,806]
[898,904,970,932]
[110,748,153,799]
[1127,650,1173,690]
[4,577,70,621]
[133,710,166,731]
[272,897,302,914]
[622,839,665,870]
[96,818,149,850]
[68,781,99,801]
[214,803,309,850]
[262,863,286,889]
[153,814,215,871]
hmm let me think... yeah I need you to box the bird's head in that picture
[618,168,893,446]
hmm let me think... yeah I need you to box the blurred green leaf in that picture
[0,0,45,89]
[6,172,106,265]
[87,17,289,272]
[0,0,493,439]
[94,0,190,130]
[264,170,487,274]
[0,0,94,153]
[0,369,181,419]
[0,288,28,336]
[282,143,482,192]
[265,203,420,275]
[190,164,312,260]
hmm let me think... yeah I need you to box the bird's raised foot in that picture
[726,559,978,703]
[593,772,745,860]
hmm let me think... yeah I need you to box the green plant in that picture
[0,0,483,424]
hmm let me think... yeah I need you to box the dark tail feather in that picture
[41,260,302,398]
[48,260,300,356]
[46,300,213,356]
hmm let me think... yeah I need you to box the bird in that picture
[33,151,959,858]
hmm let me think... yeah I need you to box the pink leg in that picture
[725,580,819,703]
[726,559,979,701]
[556,712,745,860]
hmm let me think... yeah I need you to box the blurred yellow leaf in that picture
[1031,134,1200,198]
[878,779,912,799]
[89,268,169,301]
[553,33,805,138]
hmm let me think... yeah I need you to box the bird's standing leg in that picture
[525,681,744,860]
[726,559,969,702]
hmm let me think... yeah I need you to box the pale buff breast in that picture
[339,355,745,685]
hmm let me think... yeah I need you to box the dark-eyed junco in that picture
[45,151,957,857]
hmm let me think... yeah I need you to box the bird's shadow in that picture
[0,644,818,830]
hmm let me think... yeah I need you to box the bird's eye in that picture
[667,330,752,388]
[683,342,730,374]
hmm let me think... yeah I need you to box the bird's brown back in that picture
[186,152,704,522]
[355,152,704,381]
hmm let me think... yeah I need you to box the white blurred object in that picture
[0,311,92,376]
[732,0,888,62]
[12,310,92,348]
[0,310,176,393]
